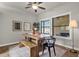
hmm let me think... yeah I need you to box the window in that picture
[53,15,70,37]
[41,20,51,34]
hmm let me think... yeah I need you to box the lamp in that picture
[32,4,38,9]
[69,20,78,53]
[34,27,37,31]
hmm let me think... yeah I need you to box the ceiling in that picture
[0,2,65,15]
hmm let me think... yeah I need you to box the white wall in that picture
[38,3,79,50]
[0,9,38,46]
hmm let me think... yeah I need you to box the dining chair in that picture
[42,36,56,57]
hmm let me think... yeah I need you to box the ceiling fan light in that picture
[32,5,38,9]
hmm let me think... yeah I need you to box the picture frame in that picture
[23,22,31,31]
[12,20,22,31]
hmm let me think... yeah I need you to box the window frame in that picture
[41,20,51,34]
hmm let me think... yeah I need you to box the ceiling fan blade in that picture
[33,2,37,4]
[25,7,31,9]
[38,2,43,4]
[35,10,37,12]
[38,6,46,10]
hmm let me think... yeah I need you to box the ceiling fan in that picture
[25,2,46,12]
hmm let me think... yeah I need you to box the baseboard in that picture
[56,43,79,51]
[0,41,79,51]
[0,42,19,47]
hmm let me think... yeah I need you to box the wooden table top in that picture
[20,41,37,49]
[23,33,40,40]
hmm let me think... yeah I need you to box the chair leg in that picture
[53,46,56,56]
[48,47,51,57]
[42,46,45,55]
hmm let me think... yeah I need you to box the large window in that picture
[53,15,70,37]
[41,20,51,34]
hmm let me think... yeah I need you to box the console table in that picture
[21,33,43,57]
[21,33,50,57]
[20,41,38,57]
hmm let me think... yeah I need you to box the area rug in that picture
[8,45,67,57]
[63,50,78,57]
[0,45,67,57]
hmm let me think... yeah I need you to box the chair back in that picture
[44,36,56,45]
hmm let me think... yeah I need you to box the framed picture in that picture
[12,20,22,31]
[24,22,31,31]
